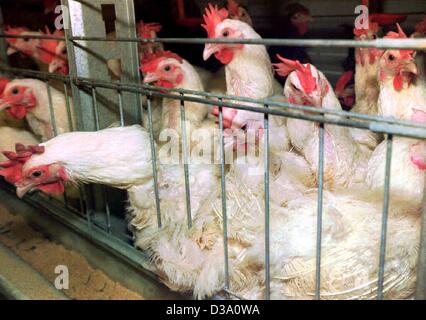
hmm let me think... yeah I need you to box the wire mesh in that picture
[0,1,425,301]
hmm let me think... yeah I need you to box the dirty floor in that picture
[0,202,144,300]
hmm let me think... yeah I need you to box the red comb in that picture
[227,0,240,17]
[202,3,229,38]
[335,71,354,94]
[4,26,30,44]
[384,24,414,60]
[0,143,44,184]
[140,50,183,73]
[273,55,317,93]
[137,21,162,39]
[38,27,64,64]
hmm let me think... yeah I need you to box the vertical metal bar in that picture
[415,177,426,299]
[180,94,192,229]
[377,134,393,300]
[45,81,58,137]
[315,122,325,300]
[117,89,125,126]
[90,85,112,231]
[218,98,230,291]
[146,95,162,228]
[91,87,101,130]
[63,82,75,132]
[264,104,271,300]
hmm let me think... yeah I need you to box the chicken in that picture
[335,70,355,111]
[202,3,289,156]
[137,21,164,59]
[239,189,421,300]
[367,25,426,208]
[141,50,219,153]
[0,125,219,296]
[0,78,75,141]
[5,26,68,75]
[268,2,312,86]
[0,77,25,128]
[5,26,43,58]
[350,15,406,152]
[274,56,370,189]
[227,0,253,27]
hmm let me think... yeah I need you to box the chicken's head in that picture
[141,51,184,88]
[378,24,418,92]
[227,0,253,27]
[202,3,244,65]
[137,21,163,59]
[0,80,37,119]
[335,70,355,110]
[39,28,69,75]
[0,143,68,198]
[5,26,41,57]
[284,3,312,36]
[274,55,329,108]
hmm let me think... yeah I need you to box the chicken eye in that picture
[292,84,300,91]
[11,87,19,95]
[371,34,377,40]
[32,171,43,178]
[388,54,395,62]
[61,48,67,55]
[222,30,230,37]
[164,65,171,72]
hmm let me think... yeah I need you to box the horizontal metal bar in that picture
[72,78,426,140]
[0,66,70,82]
[69,37,426,50]
[2,66,426,139]
[1,34,425,50]
[3,65,426,134]
[75,77,426,130]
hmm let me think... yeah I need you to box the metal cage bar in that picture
[218,100,230,292]
[180,95,193,229]
[0,1,426,302]
[315,122,325,300]
[377,135,394,300]
[264,104,271,300]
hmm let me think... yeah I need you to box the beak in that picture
[0,100,10,112]
[7,47,17,55]
[203,44,220,61]
[143,73,159,84]
[400,60,419,76]
[16,182,35,198]
[49,59,68,75]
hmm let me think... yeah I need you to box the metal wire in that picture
[45,81,59,137]
[180,94,193,229]
[315,122,325,300]
[1,9,426,302]
[377,135,394,300]
[264,104,271,300]
[146,95,162,229]
[218,99,230,291]
[1,32,426,50]
[117,89,125,126]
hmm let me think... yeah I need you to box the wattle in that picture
[215,49,234,65]
[6,105,29,119]
[37,181,65,195]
